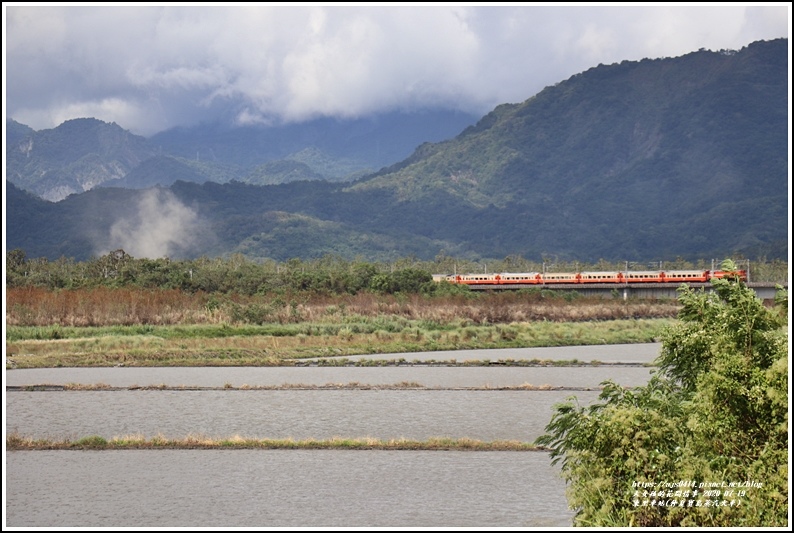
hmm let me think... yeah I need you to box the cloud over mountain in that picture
[5,5,789,135]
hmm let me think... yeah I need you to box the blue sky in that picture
[4,3,790,136]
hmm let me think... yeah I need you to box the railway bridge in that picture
[464,281,785,301]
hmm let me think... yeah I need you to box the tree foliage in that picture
[6,248,454,298]
[536,260,788,526]
[6,250,788,295]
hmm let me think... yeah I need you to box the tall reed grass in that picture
[6,287,680,327]
[6,287,677,369]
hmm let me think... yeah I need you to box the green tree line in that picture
[5,248,787,295]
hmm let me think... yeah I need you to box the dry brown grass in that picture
[6,287,681,327]
[6,287,215,326]
[6,287,675,369]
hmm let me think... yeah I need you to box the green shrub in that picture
[74,435,108,448]
[537,261,788,527]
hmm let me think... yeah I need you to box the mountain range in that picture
[7,109,480,201]
[5,38,788,264]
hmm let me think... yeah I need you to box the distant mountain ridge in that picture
[7,109,480,201]
[6,118,158,201]
[5,38,788,263]
[148,109,481,172]
[351,39,786,208]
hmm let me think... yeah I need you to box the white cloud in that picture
[12,97,166,136]
[4,4,789,135]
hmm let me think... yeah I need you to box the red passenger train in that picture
[434,269,747,285]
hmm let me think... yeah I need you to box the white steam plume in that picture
[102,189,199,259]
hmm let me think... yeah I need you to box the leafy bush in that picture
[537,261,788,526]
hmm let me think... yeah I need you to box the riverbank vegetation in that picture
[537,262,788,527]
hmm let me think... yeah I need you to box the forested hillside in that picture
[346,39,787,259]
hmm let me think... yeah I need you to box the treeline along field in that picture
[5,250,787,328]
[6,250,693,329]
[6,249,788,294]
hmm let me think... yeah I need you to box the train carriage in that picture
[436,268,747,286]
[656,270,710,283]
[538,272,580,284]
[497,273,543,284]
[578,272,623,283]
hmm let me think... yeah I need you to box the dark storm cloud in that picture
[4,4,789,135]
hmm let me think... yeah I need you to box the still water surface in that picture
[330,342,662,363]
[7,389,603,441]
[6,450,573,527]
[5,344,659,527]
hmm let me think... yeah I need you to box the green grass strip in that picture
[7,432,547,451]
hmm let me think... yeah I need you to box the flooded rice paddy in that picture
[5,343,661,527]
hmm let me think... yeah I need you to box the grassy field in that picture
[6,287,678,369]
